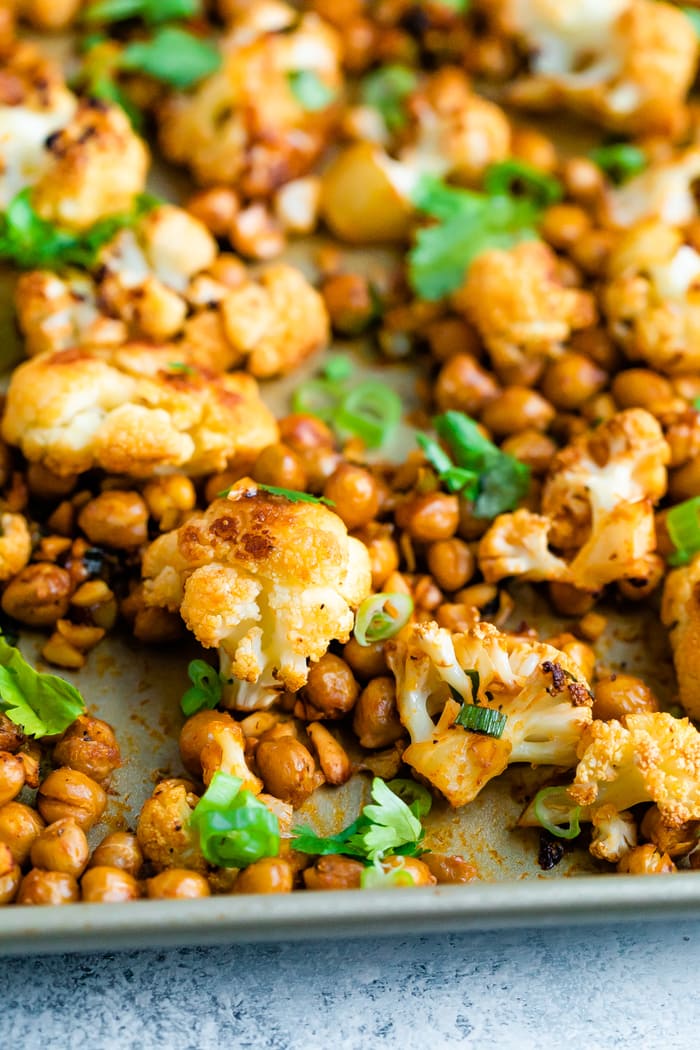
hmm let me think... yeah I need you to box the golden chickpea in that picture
[0,714,24,754]
[501,430,557,476]
[147,869,211,899]
[26,462,77,499]
[303,855,364,890]
[669,457,700,502]
[395,492,459,542]
[253,443,307,492]
[321,273,376,335]
[353,676,404,749]
[426,538,474,592]
[298,447,342,493]
[436,603,477,633]
[77,491,149,549]
[323,465,380,531]
[89,832,144,876]
[380,855,436,887]
[362,531,400,590]
[480,387,555,437]
[81,866,141,902]
[413,575,443,611]
[510,127,558,172]
[306,722,352,785]
[560,156,605,202]
[0,752,25,807]
[640,807,699,858]
[53,715,121,786]
[617,555,666,601]
[17,869,79,905]
[592,674,659,722]
[186,187,240,237]
[297,654,359,720]
[424,318,481,363]
[0,802,44,865]
[540,203,590,250]
[548,582,598,617]
[179,709,238,778]
[570,327,620,372]
[617,844,676,875]
[422,852,478,884]
[612,369,674,411]
[278,414,335,452]
[0,843,20,905]
[234,857,294,894]
[142,475,196,530]
[541,353,608,411]
[17,0,83,30]
[570,229,614,276]
[434,354,499,416]
[30,819,89,878]
[1,563,72,627]
[342,637,388,680]
[255,738,323,808]
[37,768,107,831]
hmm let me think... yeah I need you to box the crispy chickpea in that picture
[0,714,24,754]
[0,802,44,865]
[617,844,676,875]
[81,866,141,902]
[89,832,143,876]
[179,709,238,778]
[426,538,474,592]
[253,443,307,492]
[424,318,480,363]
[186,187,239,237]
[422,852,478,884]
[353,676,404,750]
[37,768,107,831]
[560,156,605,202]
[612,369,674,411]
[297,654,359,720]
[669,457,700,502]
[298,446,342,493]
[342,636,388,680]
[306,722,352,785]
[142,475,196,530]
[541,353,608,411]
[510,126,557,171]
[26,462,77,499]
[434,354,499,416]
[549,582,599,617]
[17,0,83,30]
[640,807,699,858]
[381,855,436,887]
[147,869,211,899]
[570,327,620,372]
[255,738,323,807]
[362,531,400,590]
[570,229,614,276]
[30,819,89,878]
[540,203,590,250]
[234,857,294,894]
[480,388,555,437]
[53,715,121,786]
[395,492,459,542]
[0,751,24,807]
[321,273,376,335]
[323,465,380,531]
[303,854,364,890]
[0,843,20,905]
[592,674,659,722]
[17,869,79,905]
[501,430,557,476]
[278,414,335,452]
[617,555,666,601]
[77,491,149,549]
[1,563,72,627]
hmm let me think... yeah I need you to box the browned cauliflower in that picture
[602,221,700,374]
[14,269,128,357]
[386,620,592,808]
[452,241,596,382]
[661,555,700,721]
[136,778,206,873]
[158,4,342,195]
[479,409,670,590]
[0,512,32,581]
[14,0,84,31]
[1,344,278,478]
[483,0,698,135]
[141,483,372,711]
[601,149,700,229]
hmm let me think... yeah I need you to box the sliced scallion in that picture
[336,381,402,449]
[354,593,414,646]
[532,786,582,840]
[454,704,507,738]
[589,143,647,184]
[483,160,562,208]
[666,496,700,566]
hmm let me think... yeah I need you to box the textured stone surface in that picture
[4,921,699,1048]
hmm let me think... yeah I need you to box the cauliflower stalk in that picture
[142,484,372,710]
[386,620,593,807]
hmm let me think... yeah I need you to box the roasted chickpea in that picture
[0,714,24,754]
[306,722,352,785]
[30,819,89,878]
[81,866,141,902]
[0,752,25,807]
[89,832,144,876]
[510,126,557,172]
[560,156,605,202]
[0,802,44,865]
[17,869,79,905]
[179,709,238,778]
[541,353,608,411]
[669,457,700,502]
[592,674,659,722]
[186,187,240,237]
[434,354,499,416]
[321,273,376,335]
[353,677,404,750]
[617,844,676,875]
[640,807,699,858]
[0,843,20,905]
[422,852,478,884]
[480,388,555,437]
[323,465,380,530]
[342,637,388,680]
[53,716,121,786]
[395,492,459,542]
[278,414,335,452]
[253,443,307,492]
[380,855,436,887]
[255,738,323,807]
[1,563,72,627]
[612,369,674,411]
[303,855,364,890]
[426,538,474,592]
[548,582,599,617]
[297,654,359,720]
[37,768,107,831]
[500,430,557,476]
[26,462,77,499]
[142,475,196,530]
[77,491,149,549]
[147,869,211,899]
[234,857,294,894]
[540,203,590,250]
[424,317,480,363]
[16,0,83,30]
[362,531,400,590]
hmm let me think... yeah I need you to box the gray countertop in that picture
[5,920,697,1049]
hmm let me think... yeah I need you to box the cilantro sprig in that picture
[84,0,201,24]
[180,659,222,717]
[360,65,417,132]
[287,70,337,111]
[0,636,86,738]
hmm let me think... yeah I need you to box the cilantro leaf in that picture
[255,484,336,507]
[682,7,700,36]
[360,65,417,132]
[287,70,336,111]
[120,27,221,89]
[408,175,540,301]
[0,636,85,738]
[84,0,201,24]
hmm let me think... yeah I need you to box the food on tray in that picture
[3,0,700,906]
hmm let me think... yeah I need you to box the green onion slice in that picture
[360,859,416,889]
[323,353,354,384]
[666,496,700,566]
[336,381,402,449]
[589,143,647,184]
[454,704,507,738]
[386,779,432,819]
[354,593,414,646]
[483,160,562,208]
[180,658,222,717]
[532,786,582,840]
[287,70,336,111]
[292,378,338,422]
[189,771,280,868]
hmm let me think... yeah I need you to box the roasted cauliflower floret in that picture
[158,6,341,195]
[200,722,263,794]
[661,555,700,722]
[386,620,592,807]
[603,222,700,374]
[142,484,372,711]
[452,241,596,381]
[480,409,669,591]
[0,512,32,581]
[589,804,638,863]
[136,778,206,873]
[14,269,127,356]
[2,344,278,478]
[602,148,700,229]
[14,0,84,31]
[485,0,698,135]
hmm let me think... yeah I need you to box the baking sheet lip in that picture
[2,873,700,955]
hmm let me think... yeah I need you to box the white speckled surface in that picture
[4,923,698,1048]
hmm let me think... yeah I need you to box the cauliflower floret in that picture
[485,0,698,135]
[602,148,700,229]
[479,409,669,591]
[452,240,596,382]
[200,722,263,794]
[603,221,700,374]
[589,803,637,863]
[0,512,32,581]
[136,778,206,873]
[386,620,592,807]
[661,555,700,722]
[2,344,278,478]
[158,7,342,195]
[142,484,372,710]
[14,269,127,356]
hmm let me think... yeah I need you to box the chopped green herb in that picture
[694,397,700,412]
[168,362,196,375]
[293,374,402,449]
[189,771,280,868]
[353,593,414,646]
[256,484,336,507]
[287,70,336,111]
[322,353,354,384]
[682,7,700,36]
[432,0,470,10]
[532,786,582,840]
[360,65,417,132]
[0,636,85,738]
[589,143,647,184]
[416,433,478,495]
[454,703,507,738]
[180,659,222,717]
[120,27,221,89]
[666,496,700,566]
[360,859,416,888]
[385,778,432,819]
[84,0,200,23]
[484,160,562,208]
